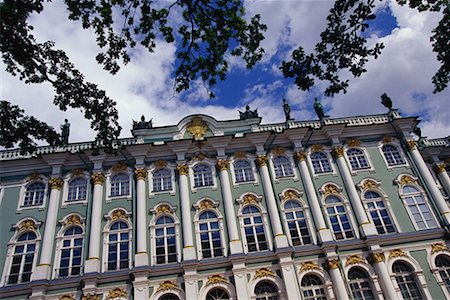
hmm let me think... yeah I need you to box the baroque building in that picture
[0,109,449,300]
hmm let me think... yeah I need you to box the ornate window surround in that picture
[149,203,182,266]
[61,170,90,208]
[427,243,450,299]
[306,145,336,177]
[342,256,382,300]
[267,149,299,182]
[148,160,176,197]
[378,138,409,169]
[198,272,237,300]
[1,218,42,286]
[193,198,227,259]
[229,153,259,187]
[150,279,185,300]
[105,164,133,202]
[343,145,375,174]
[16,174,48,213]
[248,268,286,300]
[188,158,218,192]
[102,208,133,272]
[296,263,335,300]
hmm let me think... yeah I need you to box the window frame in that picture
[148,162,176,197]
[322,191,358,241]
[189,159,218,191]
[61,171,90,207]
[361,188,398,235]
[379,143,408,168]
[391,260,425,300]
[430,253,450,299]
[105,167,133,202]
[268,151,298,182]
[17,175,48,212]
[307,150,335,176]
[253,280,281,300]
[300,274,328,300]
[344,147,374,173]
[347,266,377,300]
[229,156,259,186]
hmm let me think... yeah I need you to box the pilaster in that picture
[135,167,149,266]
[369,252,398,299]
[325,257,349,300]
[177,163,196,261]
[434,163,450,198]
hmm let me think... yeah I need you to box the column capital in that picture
[256,155,268,167]
[433,163,447,174]
[325,258,341,270]
[217,159,229,171]
[369,252,385,263]
[91,172,105,185]
[405,140,417,151]
[293,151,307,162]
[176,164,189,175]
[48,177,63,190]
[331,146,344,158]
[135,168,147,180]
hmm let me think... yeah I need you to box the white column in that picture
[370,253,398,299]
[326,259,349,300]
[84,172,104,273]
[135,168,149,266]
[232,261,250,300]
[184,268,198,300]
[435,163,450,197]
[332,147,378,237]
[32,177,63,280]
[407,142,450,225]
[279,256,301,300]
[217,159,243,254]
[133,274,149,300]
[177,164,196,260]
[294,151,333,243]
[256,155,288,249]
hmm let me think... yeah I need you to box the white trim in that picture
[105,167,133,202]
[306,147,336,177]
[198,272,237,300]
[248,269,286,300]
[61,171,90,208]
[189,158,218,192]
[296,264,335,300]
[268,151,299,182]
[344,146,375,174]
[378,139,409,170]
[16,175,48,213]
[427,244,450,298]
[229,154,259,187]
[148,162,176,197]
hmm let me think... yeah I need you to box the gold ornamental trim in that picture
[283,190,299,200]
[345,255,365,266]
[254,268,276,279]
[176,164,189,175]
[49,177,63,190]
[325,259,340,270]
[59,295,75,300]
[66,215,81,226]
[311,144,323,151]
[369,253,385,263]
[234,151,247,158]
[300,261,321,272]
[111,209,127,220]
[431,243,449,254]
[405,141,417,151]
[199,199,214,210]
[381,136,393,144]
[256,155,268,167]
[91,172,104,185]
[217,160,229,171]
[272,147,285,156]
[106,288,127,299]
[389,249,408,259]
[433,163,447,174]
[112,162,128,172]
[362,179,379,190]
[156,204,172,215]
[82,294,100,300]
[135,168,147,180]
[19,219,37,231]
[243,194,258,205]
[399,175,415,186]
[323,184,339,196]
[187,117,208,140]
[347,139,361,147]
[206,274,228,286]
[154,160,168,169]
[331,147,344,158]
[293,151,307,162]
[29,172,41,181]
[156,281,180,293]
[71,168,84,176]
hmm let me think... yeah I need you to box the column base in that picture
[135,252,149,267]
[84,258,100,274]
[133,274,149,300]
[32,265,51,281]
[229,240,243,254]
[183,247,197,261]
[274,235,289,249]
[360,223,378,238]
[317,229,333,243]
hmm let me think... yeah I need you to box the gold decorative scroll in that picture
[347,139,361,147]
[243,194,257,205]
[49,177,63,190]
[325,259,340,270]
[362,179,378,190]
[199,199,214,210]
[111,209,127,220]
[154,160,167,169]
[82,294,100,300]
[381,136,392,143]
[91,172,104,185]
[59,295,75,300]
[399,175,414,185]
[156,281,180,293]
[331,147,344,158]
[29,172,41,181]
[293,151,307,162]
[254,268,276,279]
[106,288,127,299]
[187,117,208,139]
[284,190,299,200]
[369,253,385,263]
[323,184,338,196]
[217,160,229,171]
[71,169,84,176]
[431,243,449,254]
[206,274,228,285]
[176,164,189,175]
[135,168,147,180]
[19,219,37,231]
[300,261,320,272]
[234,151,247,158]
[433,163,446,174]
[112,162,128,172]
[311,144,323,151]
[272,147,285,156]
[66,215,81,225]
[256,155,268,167]
[405,141,417,151]
[345,255,365,266]
[156,204,172,215]
[389,249,408,258]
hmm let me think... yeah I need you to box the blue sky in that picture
[1,0,448,144]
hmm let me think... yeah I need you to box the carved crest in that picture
[66,215,81,225]
[272,147,285,156]
[154,160,168,169]
[106,288,127,299]
[311,144,323,151]
[199,199,214,210]
[293,151,306,162]
[323,184,338,196]
[217,160,229,171]
[176,164,189,175]
[19,219,37,231]
[389,249,408,258]
[59,295,75,300]
[71,169,84,176]
[431,243,449,254]
[111,162,128,172]
[82,294,100,300]
[29,172,41,181]
[135,168,147,180]
[331,147,344,158]
[156,281,180,293]
[156,204,172,215]
[405,140,417,151]
[325,259,340,270]
[300,261,321,272]
[234,151,247,158]
[206,274,228,286]
[369,253,385,263]
[243,194,258,205]
[111,209,127,220]
[362,179,378,190]
[91,172,104,185]
[381,136,392,144]
[283,190,299,200]
[187,117,208,139]
[256,155,268,167]
[345,255,365,266]
[399,175,415,186]
[347,139,361,147]
[254,268,276,279]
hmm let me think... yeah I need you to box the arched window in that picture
[155,216,177,264]
[283,200,312,246]
[401,185,437,230]
[159,294,180,300]
[67,177,88,202]
[193,164,214,187]
[347,148,370,170]
[324,195,354,240]
[7,231,37,284]
[310,152,332,174]
[301,275,327,300]
[272,156,294,178]
[198,211,223,259]
[206,288,230,300]
[393,261,423,300]
[23,182,46,206]
[153,168,172,192]
[107,221,130,271]
[242,205,268,252]
[254,281,279,300]
[382,144,406,166]
[436,255,450,294]
[110,173,130,197]
[58,226,83,278]
[348,267,375,300]
[234,160,254,183]
[363,191,396,234]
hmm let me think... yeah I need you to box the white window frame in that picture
[297,265,335,300]
[106,167,132,202]
[61,171,90,208]
[307,149,336,176]
[17,175,48,213]
[300,274,329,300]
[149,203,181,266]
[189,159,218,192]
[148,162,176,197]
[344,147,374,173]
[347,266,379,300]
[389,259,428,300]
[360,187,398,235]
[229,155,259,187]
[102,208,133,272]
[268,152,299,182]
[429,248,450,299]
[1,218,41,286]
[248,273,286,300]
[379,141,409,169]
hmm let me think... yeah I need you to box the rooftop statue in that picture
[60,119,70,145]
[133,115,153,130]
[413,126,422,138]
[239,105,259,119]
[282,99,291,121]
[314,98,325,120]
[380,93,393,110]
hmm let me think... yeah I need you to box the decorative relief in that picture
[345,255,365,266]
[187,117,208,139]
[29,172,41,181]
[272,147,285,156]
[256,155,268,167]
[194,153,207,161]
[66,215,81,225]
[300,261,321,272]
[405,140,417,151]
[176,164,189,175]
[111,209,127,220]
[217,160,229,171]
[206,274,228,285]
[362,179,379,190]
[254,268,276,279]
[91,172,104,185]
[112,162,128,172]
[156,281,180,293]
[325,259,340,270]
[82,294,100,300]
[49,177,63,190]
[154,160,167,169]
[156,204,172,215]
[283,190,299,200]
[399,175,415,186]
[433,163,447,174]
[199,199,214,210]
[71,169,84,176]
[243,194,258,205]
[431,243,449,254]
[311,144,323,151]
[106,288,127,299]
[389,249,408,258]
[331,147,344,158]
[347,139,361,147]
[134,168,147,180]
[234,151,247,158]
[59,295,75,300]
[382,136,392,143]
[19,219,37,231]
[293,151,307,162]
[369,253,385,263]
[323,184,339,196]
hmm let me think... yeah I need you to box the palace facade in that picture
[0,109,449,300]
